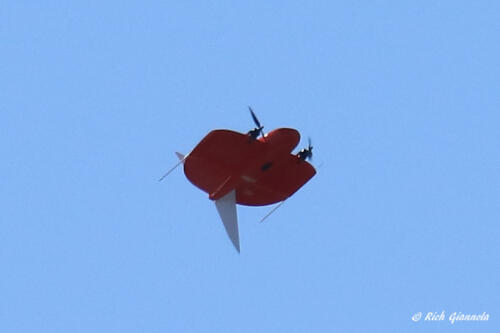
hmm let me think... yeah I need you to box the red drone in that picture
[161,107,316,252]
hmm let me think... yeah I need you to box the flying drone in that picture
[160,107,316,252]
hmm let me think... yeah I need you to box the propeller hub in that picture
[298,137,313,161]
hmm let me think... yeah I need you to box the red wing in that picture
[184,129,315,206]
[235,154,316,206]
[183,130,268,195]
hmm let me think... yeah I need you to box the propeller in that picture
[298,137,313,161]
[247,106,264,139]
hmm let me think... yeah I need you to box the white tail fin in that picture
[215,190,240,253]
[175,152,185,162]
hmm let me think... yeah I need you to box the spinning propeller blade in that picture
[307,137,313,161]
[248,106,264,139]
[249,106,261,128]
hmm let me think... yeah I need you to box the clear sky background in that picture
[1,1,499,332]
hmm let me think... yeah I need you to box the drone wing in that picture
[235,154,316,206]
[183,130,266,197]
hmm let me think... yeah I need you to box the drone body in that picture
[164,108,315,252]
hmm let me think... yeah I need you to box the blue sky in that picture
[1,1,499,332]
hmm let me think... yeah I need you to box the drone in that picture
[160,107,316,252]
